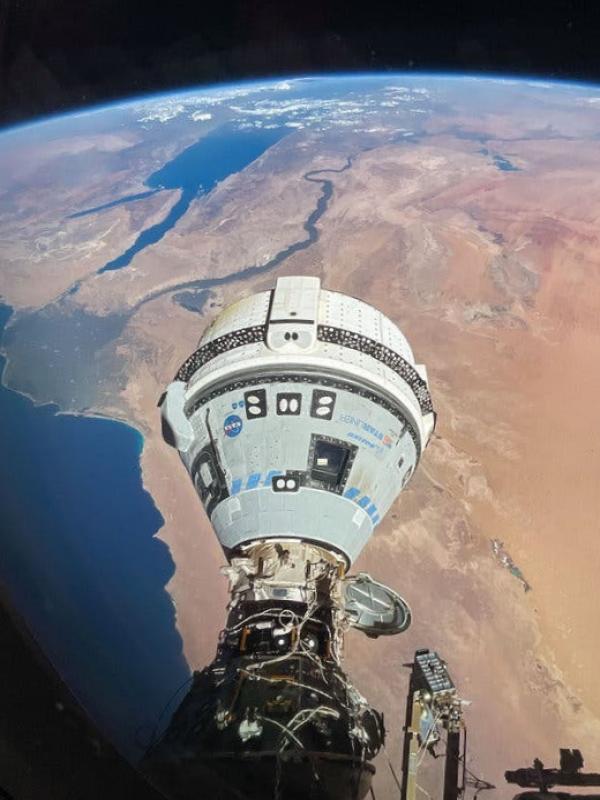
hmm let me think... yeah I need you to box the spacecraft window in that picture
[311,439,350,486]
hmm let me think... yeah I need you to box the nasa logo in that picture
[224,414,243,438]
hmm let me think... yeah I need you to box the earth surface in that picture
[1,74,600,799]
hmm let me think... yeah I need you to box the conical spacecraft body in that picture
[145,276,434,800]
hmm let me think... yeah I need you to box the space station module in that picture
[145,276,435,800]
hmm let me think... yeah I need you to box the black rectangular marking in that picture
[244,388,267,419]
[272,471,304,492]
[276,392,302,415]
[310,389,336,420]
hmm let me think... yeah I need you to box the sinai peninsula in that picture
[1,75,600,798]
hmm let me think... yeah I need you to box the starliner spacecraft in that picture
[145,276,435,800]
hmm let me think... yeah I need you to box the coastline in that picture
[2,98,600,793]
[5,260,599,792]
[0,308,189,757]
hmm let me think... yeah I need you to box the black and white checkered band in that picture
[175,323,433,415]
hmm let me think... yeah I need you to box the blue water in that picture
[479,147,521,172]
[493,154,521,172]
[96,124,288,273]
[68,189,160,219]
[136,156,355,313]
[0,304,189,758]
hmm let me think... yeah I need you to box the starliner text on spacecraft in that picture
[144,276,436,800]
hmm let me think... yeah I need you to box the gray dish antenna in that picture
[343,573,412,637]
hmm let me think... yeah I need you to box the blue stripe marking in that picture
[246,473,261,490]
[263,470,282,486]
[230,475,380,525]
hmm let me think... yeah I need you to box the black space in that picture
[0,588,162,800]
[2,0,600,127]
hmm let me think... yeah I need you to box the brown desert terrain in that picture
[106,131,600,796]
